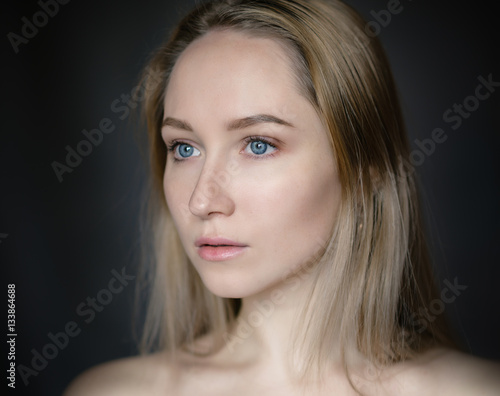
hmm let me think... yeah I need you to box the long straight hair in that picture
[136,0,456,382]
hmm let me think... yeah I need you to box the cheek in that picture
[163,172,192,231]
[240,159,340,253]
[163,173,176,212]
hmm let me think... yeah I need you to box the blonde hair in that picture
[137,0,456,384]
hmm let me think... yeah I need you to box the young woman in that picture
[65,0,500,394]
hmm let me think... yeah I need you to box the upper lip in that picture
[195,237,247,247]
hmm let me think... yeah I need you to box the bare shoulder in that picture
[430,348,500,395]
[393,348,500,396]
[63,351,176,396]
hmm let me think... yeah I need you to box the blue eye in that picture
[250,141,267,155]
[168,142,201,160]
[245,139,277,156]
[177,144,195,158]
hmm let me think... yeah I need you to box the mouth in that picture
[195,237,248,261]
[195,237,247,248]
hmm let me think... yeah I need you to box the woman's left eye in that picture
[244,138,277,156]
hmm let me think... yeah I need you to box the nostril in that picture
[188,169,236,219]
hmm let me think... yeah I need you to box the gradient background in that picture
[2,0,499,394]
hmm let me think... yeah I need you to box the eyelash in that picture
[166,140,187,162]
[166,136,278,161]
[243,136,278,158]
[166,140,182,154]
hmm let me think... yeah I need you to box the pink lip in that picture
[195,237,248,261]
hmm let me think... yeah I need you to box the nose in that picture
[188,164,235,219]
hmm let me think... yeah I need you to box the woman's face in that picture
[162,30,341,298]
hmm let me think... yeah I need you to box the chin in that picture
[203,281,256,299]
[199,272,268,300]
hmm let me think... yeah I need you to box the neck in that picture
[222,269,317,376]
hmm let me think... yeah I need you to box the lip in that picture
[195,237,248,261]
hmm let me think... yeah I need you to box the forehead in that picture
[163,30,301,117]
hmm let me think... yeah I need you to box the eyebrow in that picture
[161,114,294,131]
[162,117,193,131]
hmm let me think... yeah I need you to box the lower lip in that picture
[197,245,247,261]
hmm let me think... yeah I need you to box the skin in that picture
[64,31,500,396]
[161,29,340,302]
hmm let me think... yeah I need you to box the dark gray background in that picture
[2,0,499,394]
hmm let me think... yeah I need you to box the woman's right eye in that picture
[168,142,201,161]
